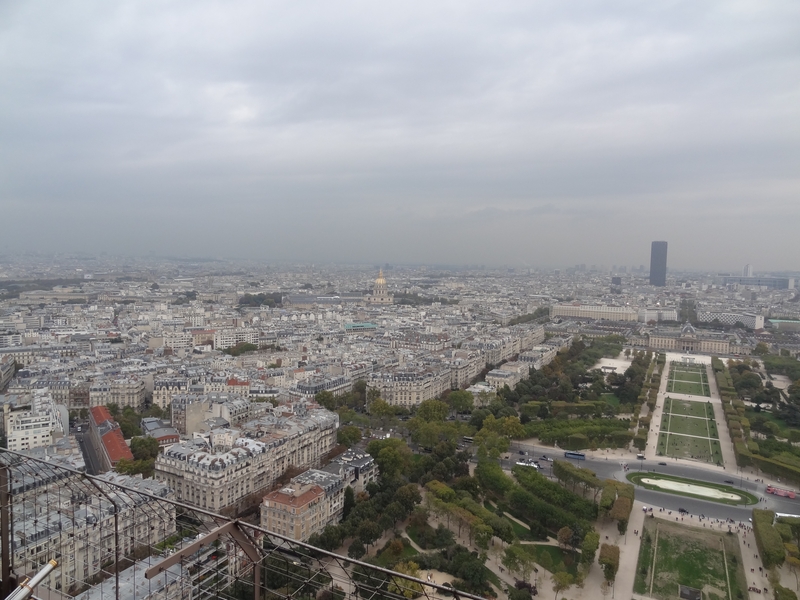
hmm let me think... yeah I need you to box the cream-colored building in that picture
[366,270,393,305]
[3,390,64,452]
[552,303,639,322]
[155,407,338,512]
[261,468,345,541]
[153,377,189,410]
[368,367,451,407]
[261,484,326,541]
[89,377,146,409]
[647,323,731,354]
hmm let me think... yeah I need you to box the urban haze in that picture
[1,1,799,269]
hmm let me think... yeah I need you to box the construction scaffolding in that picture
[0,448,482,600]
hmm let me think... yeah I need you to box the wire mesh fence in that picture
[0,449,483,600]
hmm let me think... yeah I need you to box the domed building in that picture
[367,270,393,305]
[647,321,731,354]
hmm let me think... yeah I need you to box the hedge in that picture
[734,442,753,467]
[753,509,785,568]
[775,585,799,600]
[751,455,800,487]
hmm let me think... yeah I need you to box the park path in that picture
[706,362,738,471]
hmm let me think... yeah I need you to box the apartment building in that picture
[367,367,450,407]
[1,355,16,391]
[11,472,176,596]
[155,406,338,512]
[89,377,146,409]
[170,392,267,435]
[485,361,527,391]
[2,390,64,452]
[153,377,190,410]
[213,328,259,350]
[261,484,326,541]
[291,374,352,401]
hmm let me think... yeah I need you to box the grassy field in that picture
[627,472,758,505]
[657,432,723,464]
[521,544,579,576]
[600,393,620,407]
[634,519,746,600]
[659,397,722,463]
[666,414,714,438]
[667,365,710,396]
[664,398,711,419]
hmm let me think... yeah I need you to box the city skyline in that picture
[1,1,799,270]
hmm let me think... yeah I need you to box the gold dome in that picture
[375,269,386,285]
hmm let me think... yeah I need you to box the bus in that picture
[462,436,474,444]
[563,451,586,460]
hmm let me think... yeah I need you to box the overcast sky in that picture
[1,1,799,271]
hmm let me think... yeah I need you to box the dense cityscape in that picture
[1,247,800,600]
[2,1,798,599]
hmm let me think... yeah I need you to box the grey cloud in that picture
[1,1,799,269]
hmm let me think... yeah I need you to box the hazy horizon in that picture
[2,1,799,272]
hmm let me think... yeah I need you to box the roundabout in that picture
[626,472,759,506]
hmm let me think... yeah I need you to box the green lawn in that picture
[667,379,710,396]
[627,472,758,505]
[664,414,717,439]
[667,366,710,396]
[633,523,655,594]
[664,398,711,419]
[634,519,745,600]
[521,544,579,576]
[657,433,723,464]
[670,369,704,383]
[600,393,620,407]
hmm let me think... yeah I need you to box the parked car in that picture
[724,480,734,484]
[658,462,667,466]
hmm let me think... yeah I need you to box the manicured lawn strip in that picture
[664,398,709,419]
[667,414,715,438]
[633,525,655,594]
[626,473,758,506]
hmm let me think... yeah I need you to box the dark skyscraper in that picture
[649,241,668,286]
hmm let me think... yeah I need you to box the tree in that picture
[130,436,159,461]
[473,521,494,552]
[503,543,534,582]
[448,390,474,414]
[315,391,336,410]
[787,556,800,590]
[552,572,574,600]
[343,486,355,520]
[416,399,449,422]
[388,562,424,599]
[580,531,600,567]
[598,544,620,585]
[395,484,422,512]
[348,539,366,560]
[754,342,770,356]
[366,438,412,479]
[557,526,574,551]
[357,521,382,548]
[337,425,362,447]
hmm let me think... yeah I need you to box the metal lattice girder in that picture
[0,448,484,600]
